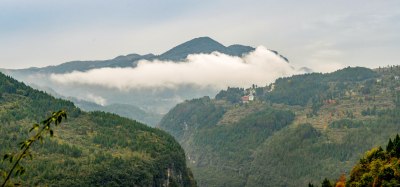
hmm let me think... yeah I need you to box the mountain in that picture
[0,72,196,186]
[10,36,258,74]
[14,53,156,74]
[159,66,400,186]
[158,37,254,61]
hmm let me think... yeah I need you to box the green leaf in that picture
[28,153,33,160]
[20,168,25,176]
[3,153,10,161]
[19,141,27,149]
[38,135,43,144]
[29,123,40,132]
[1,171,7,179]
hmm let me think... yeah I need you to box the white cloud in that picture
[50,46,313,90]
[83,93,107,106]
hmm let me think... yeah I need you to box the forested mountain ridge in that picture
[159,66,400,186]
[0,72,196,186]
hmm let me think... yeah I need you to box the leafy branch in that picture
[1,110,67,187]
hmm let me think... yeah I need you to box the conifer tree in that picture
[394,134,400,157]
[321,178,333,187]
[387,138,394,153]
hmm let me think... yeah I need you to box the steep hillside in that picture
[159,66,400,186]
[0,72,196,186]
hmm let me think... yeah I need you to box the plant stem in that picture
[1,125,46,187]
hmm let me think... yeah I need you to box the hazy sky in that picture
[0,0,399,70]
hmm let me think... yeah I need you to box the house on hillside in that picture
[242,88,255,103]
[249,94,254,101]
[242,95,250,103]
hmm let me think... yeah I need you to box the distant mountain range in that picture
[2,36,291,126]
[14,37,283,74]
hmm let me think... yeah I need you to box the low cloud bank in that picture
[51,46,306,90]
[83,93,107,106]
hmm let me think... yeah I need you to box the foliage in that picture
[326,67,378,82]
[347,134,400,186]
[215,87,244,103]
[264,73,328,106]
[260,67,377,107]
[321,178,333,187]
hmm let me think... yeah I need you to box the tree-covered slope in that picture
[159,66,400,186]
[0,72,196,186]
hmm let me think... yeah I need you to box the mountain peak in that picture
[185,36,223,46]
[158,37,227,61]
[158,36,253,61]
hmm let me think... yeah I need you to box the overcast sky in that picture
[0,0,399,70]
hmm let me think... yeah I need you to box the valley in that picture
[1,1,398,186]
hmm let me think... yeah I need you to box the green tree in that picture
[387,138,394,153]
[321,178,333,187]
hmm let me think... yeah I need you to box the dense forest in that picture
[0,72,196,186]
[160,66,400,186]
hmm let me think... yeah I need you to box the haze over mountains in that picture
[2,37,304,126]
